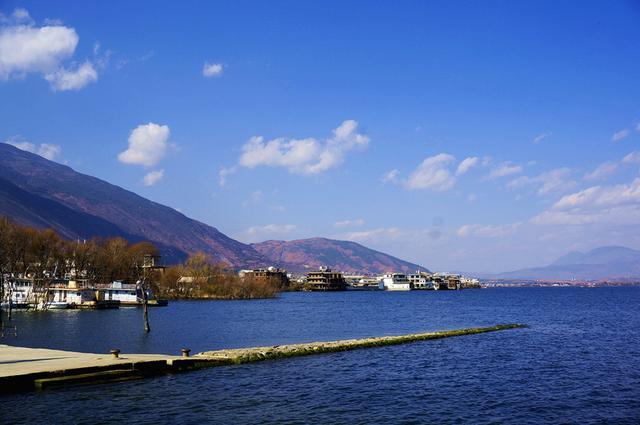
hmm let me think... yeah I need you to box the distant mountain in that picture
[552,246,640,267]
[0,143,427,274]
[495,246,640,281]
[252,238,428,274]
[0,143,264,266]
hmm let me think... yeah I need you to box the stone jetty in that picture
[0,324,526,393]
[198,324,526,363]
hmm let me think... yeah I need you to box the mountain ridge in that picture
[0,143,428,274]
[494,246,640,280]
[252,237,429,274]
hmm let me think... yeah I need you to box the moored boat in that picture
[47,301,69,309]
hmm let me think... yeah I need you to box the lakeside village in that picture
[0,218,480,311]
[241,267,481,292]
[1,261,480,311]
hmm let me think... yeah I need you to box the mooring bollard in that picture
[181,348,191,358]
[110,349,121,359]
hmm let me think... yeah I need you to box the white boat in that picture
[47,301,69,309]
[379,273,412,291]
[2,278,35,309]
[98,280,168,306]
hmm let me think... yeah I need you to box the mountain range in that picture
[252,238,426,274]
[494,246,640,281]
[0,143,425,274]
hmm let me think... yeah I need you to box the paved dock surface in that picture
[1,324,526,393]
[0,345,178,378]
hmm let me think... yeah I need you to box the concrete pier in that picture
[0,324,525,393]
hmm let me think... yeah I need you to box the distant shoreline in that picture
[482,280,640,288]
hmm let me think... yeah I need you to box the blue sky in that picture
[1,1,640,272]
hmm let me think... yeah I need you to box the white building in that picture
[1,278,35,308]
[98,281,141,305]
[380,273,412,291]
[49,280,96,306]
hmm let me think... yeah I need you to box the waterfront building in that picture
[49,279,97,307]
[97,280,167,306]
[142,254,165,274]
[430,273,462,290]
[380,273,412,291]
[1,278,35,308]
[305,268,347,291]
[97,280,140,305]
[238,267,290,288]
[407,271,435,290]
[460,276,481,288]
[344,275,381,290]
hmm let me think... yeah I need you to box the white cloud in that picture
[457,222,521,238]
[0,8,33,25]
[334,218,365,228]
[552,186,602,210]
[118,123,170,167]
[488,162,523,179]
[203,62,223,77]
[622,151,640,165]
[531,176,640,226]
[531,205,640,226]
[553,178,640,210]
[583,161,618,181]
[142,169,164,186]
[5,137,62,161]
[507,168,576,195]
[45,61,97,91]
[36,143,62,161]
[381,169,399,184]
[0,21,77,78]
[239,224,297,243]
[239,120,369,175]
[611,129,630,142]
[340,227,404,243]
[533,132,550,144]
[0,9,97,90]
[405,153,456,191]
[455,156,479,176]
[218,166,236,187]
[242,190,264,207]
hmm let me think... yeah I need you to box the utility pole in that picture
[142,278,150,333]
[7,278,12,321]
[0,274,4,329]
[138,264,151,333]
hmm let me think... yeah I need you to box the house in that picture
[49,279,97,306]
[305,268,347,291]
[1,278,35,308]
[238,267,290,288]
[97,280,140,305]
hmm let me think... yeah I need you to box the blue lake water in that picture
[1,287,639,424]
